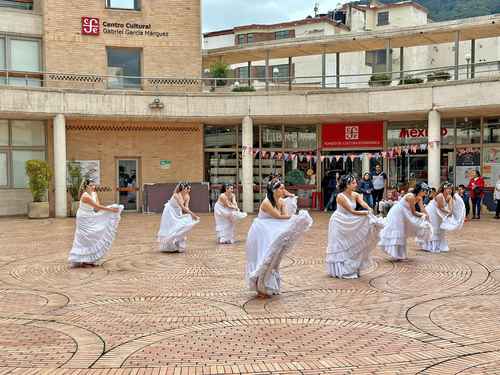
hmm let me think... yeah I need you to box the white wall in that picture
[0,8,42,36]
[203,33,234,49]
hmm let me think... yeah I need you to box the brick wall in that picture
[65,120,204,207]
[43,0,201,91]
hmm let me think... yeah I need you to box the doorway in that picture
[117,158,140,211]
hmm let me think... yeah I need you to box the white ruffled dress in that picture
[326,193,384,279]
[157,198,199,252]
[283,196,298,215]
[379,197,433,260]
[246,209,313,296]
[418,193,466,253]
[214,201,247,244]
[68,192,123,265]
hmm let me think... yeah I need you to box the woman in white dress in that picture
[269,173,298,215]
[326,175,384,279]
[419,183,466,252]
[214,184,247,244]
[379,182,433,261]
[246,180,313,297]
[68,179,123,268]
[157,182,200,253]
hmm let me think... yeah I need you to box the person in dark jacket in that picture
[359,173,374,208]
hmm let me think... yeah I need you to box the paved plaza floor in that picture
[0,212,499,374]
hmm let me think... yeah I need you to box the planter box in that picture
[28,202,49,219]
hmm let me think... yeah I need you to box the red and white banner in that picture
[322,122,384,148]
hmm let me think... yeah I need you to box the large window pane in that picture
[456,118,481,145]
[12,120,45,146]
[483,146,500,187]
[204,126,236,148]
[284,126,316,149]
[484,118,500,144]
[107,47,141,88]
[0,153,7,186]
[261,126,282,148]
[10,39,40,72]
[13,150,45,188]
[107,0,139,9]
[0,38,5,69]
[0,120,8,145]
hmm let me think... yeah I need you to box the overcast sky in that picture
[202,0,349,32]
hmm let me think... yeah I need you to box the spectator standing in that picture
[468,170,485,220]
[359,173,374,208]
[371,164,388,213]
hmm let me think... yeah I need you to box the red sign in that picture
[322,122,384,148]
[399,128,448,138]
[82,17,100,36]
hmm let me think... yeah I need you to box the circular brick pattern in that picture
[0,290,48,315]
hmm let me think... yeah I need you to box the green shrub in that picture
[399,75,424,85]
[232,85,256,92]
[25,160,52,202]
[369,73,392,86]
[209,61,229,87]
[285,169,306,186]
[427,70,451,82]
[67,162,83,202]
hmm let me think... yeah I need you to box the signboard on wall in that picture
[455,149,480,187]
[160,160,172,170]
[322,122,384,148]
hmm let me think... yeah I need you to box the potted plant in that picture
[427,70,451,82]
[25,160,52,219]
[67,162,83,217]
[398,75,424,85]
[369,73,392,87]
[209,61,229,87]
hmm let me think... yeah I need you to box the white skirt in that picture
[246,210,313,296]
[283,196,298,215]
[157,200,199,252]
[214,202,247,244]
[326,211,384,278]
[68,204,123,265]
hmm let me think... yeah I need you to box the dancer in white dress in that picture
[326,175,384,279]
[269,173,298,214]
[157,182,200,252]
[246,180,313,297]
[68,179,123,268]
[418,183,465,252]
[379,182,433,261]
[214,184,247,244]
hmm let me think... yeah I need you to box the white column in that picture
[362,153,370,175]
[54,114,67,218]
[428,109,441,189]
[242,116,254,213]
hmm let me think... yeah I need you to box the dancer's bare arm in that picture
[406,195,427,219]
[436,195,452,215]
[354,192,373,213]
[261,199,291,219]
[337,194,369,216]
[81,194,119,213]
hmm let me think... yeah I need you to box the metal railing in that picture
[0,60,499,93]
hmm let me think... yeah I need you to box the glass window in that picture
[387,121,454,147]
[204,126,237,148]
[0,38,5,69]
[238,66,249,80]
[261,126,282,148]
[247,34,255,44]
[11,120,45,146]
[107,0,139,10]
[0,153,7,186]
[272,64,289,82]
[377,11,389,26]
[275,30,290,40]
[10,39,40,72]
[107,47,141,88]
[456,118,481,144]
[284,126,317,149]
[255,66,266,80]
[0,120,8,145]
[237,35,245,45]
[12,150,45,188]
[483,147,500,187]
[484,118,500,144]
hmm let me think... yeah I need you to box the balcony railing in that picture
[0,0,33,10]
[0,61,499,93]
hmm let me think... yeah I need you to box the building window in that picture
[456,118,481,145]
[204,126,237,149]
[484,118,500,144]
[106,0,140,10]
[0,38,5,70]
[0,120,47,189]
[284,126,317,149]
[237,35,245,45]
[237,66,249,80]
[261,126,282,149]
[247,34,255,44]
[0,37,42,87]
[107,47,141,89]
[377,11,389,26]
[255,66,266,80]
[275,30,291,40]
[272,64,289,82]
[0,0,33,10]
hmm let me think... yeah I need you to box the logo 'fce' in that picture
[82,17,100,36]
[345,126,360,140]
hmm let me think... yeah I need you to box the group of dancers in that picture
[67,174,465,297]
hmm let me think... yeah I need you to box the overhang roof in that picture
[202,14,500,68]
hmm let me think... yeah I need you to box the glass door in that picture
[117,159,139,211]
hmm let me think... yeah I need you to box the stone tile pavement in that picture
[0,212,500,374]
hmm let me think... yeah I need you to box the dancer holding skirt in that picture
[246,180,313,297]
[418,183,466,253]
[157,182,200,252]
[214,184,247,244]
[326,175,384,279]
[68,179,123,268]
[379,182,433,261]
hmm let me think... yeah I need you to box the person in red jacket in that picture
[468,170,485,220]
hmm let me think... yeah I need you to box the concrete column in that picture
[321,52,326,88]
[247,61,252,86]
[242,116,254,213]
[471,39,476,78]
[428,110,441,189]
[454,31,460,80]
[265,51,270,92]
[336,53,340,88]
[288,57,292,91]
[385,39,392,74]
[362,153,370,175]
[53,114,67,218]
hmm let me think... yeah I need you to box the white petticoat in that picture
[68,204,124,265]
[326,212,384,278]
[379,199,433,260]
[157,199,199,252]
[283,196,298,215]
[246,210,313,296]
[214,202,247,244]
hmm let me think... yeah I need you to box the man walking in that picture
[371,164,387,214]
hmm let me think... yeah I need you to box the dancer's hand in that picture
[192,213,200,221]
[110,207,120,213]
